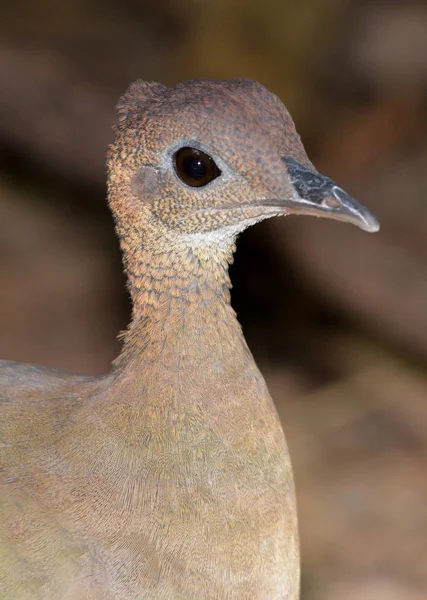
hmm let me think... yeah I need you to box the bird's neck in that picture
[114,234,242,372]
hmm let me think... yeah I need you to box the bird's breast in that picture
[53,361,298,598]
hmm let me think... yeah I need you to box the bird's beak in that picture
[263,158,380,232]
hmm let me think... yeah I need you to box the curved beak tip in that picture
[329,185,380,233]
[359,214,380,233]
[281,158,380,234]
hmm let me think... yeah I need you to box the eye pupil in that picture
[174,147,221,187]
[185,156,206,180]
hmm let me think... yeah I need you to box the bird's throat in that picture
[115,242,240,372]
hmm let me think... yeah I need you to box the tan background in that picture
[1,1,427,597]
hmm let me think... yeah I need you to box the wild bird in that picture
[0,78,379,599]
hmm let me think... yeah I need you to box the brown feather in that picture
[0,78,378,599]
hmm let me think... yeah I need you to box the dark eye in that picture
[173,147,221,188]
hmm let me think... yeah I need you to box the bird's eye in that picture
[174,147,221,188]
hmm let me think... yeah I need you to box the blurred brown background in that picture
[1,0,427,598]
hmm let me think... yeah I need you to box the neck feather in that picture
[114,225,239,371]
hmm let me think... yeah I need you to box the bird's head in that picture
[107,78,379,255]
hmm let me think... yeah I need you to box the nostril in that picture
[322,195,341,209]
[322,185,348,209]
[332,185,349,202]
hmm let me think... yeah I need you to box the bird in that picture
[0,78,379,599]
